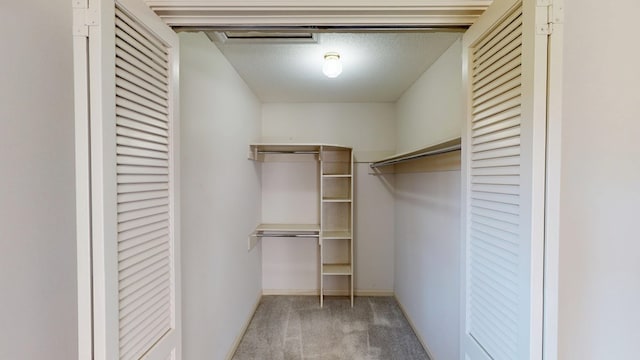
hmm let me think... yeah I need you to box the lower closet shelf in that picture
[322,264,352,275]
[322,231,351,239]
[256,223,320,232]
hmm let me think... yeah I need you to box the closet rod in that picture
[369,144,461,168]
[255,233,319,238]
[258,150,319,155]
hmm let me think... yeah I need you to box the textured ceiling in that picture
[208,32,462,103]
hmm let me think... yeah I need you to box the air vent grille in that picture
[205,31,318,44]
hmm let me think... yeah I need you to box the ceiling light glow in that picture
[322,52,342,78]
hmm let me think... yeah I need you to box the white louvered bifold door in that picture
[87,0,180,359]
[461,0,547,359]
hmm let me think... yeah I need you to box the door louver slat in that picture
[116,87,169,115]
[473,7,522,56]
[113,25,168,69]
[117,126,169,145]
[474,20,522,66]
[116,97,168,122]
[119,267,170,301]
[119,257,170,290]
[471,198,519,216]
[474,152,518,165]
[115,9,167,55]
[117,165,169,176]
[116,68,168,99]
[118,228,169,253]
[118,281,169,319]
[473,76,521,105]
[117,107,168,128]
[116,36,168,74]
[116,77,168,107]
[116,137,168,154]
[472,174,520,185]
[472,86,521,115]
[118,189,170,202]
[119,243,170,277]
[117,146,169,160]
[119,250,170,285]
[116,58,167,92]
[120,296,170,341]
[472,125,521,146]
[117,155,169,168]
[473,61,521,94]
[472,115,520,137]
[119,214,169,235]
[473,46,522,86]
[117,117,169,137]
[115,5,172,360]
[473,34,522,76]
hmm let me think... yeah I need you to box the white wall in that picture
[393,39,462,360]
[0,1,78,359]
[557,1,640,359]
[262,103,396,160]
[179,32,263,359]
[261,103,396,294]
[394,172,460,359]
[261,159,321,292]
[396,39,463,153]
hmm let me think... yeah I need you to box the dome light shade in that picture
[322,52,342,78]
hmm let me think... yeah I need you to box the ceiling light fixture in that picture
[322,52,342,78]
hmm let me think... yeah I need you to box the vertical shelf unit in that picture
[248,143,354,307]
[320,145,354,307]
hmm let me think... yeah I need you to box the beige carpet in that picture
[232,296,430,360]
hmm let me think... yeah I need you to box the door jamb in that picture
[543,7,564,360]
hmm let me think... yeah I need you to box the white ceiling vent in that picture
[205,30,318,44]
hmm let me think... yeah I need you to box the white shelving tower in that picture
[319,146,354,307]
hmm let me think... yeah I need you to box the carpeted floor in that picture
[232,296,430,360]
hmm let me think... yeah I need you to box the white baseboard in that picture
[225,291,262,360]
[355,290,394,297]
[394,295,437,360]
[262,289,318,296]
[261,289,394,297]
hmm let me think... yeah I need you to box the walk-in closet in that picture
[179,29,464,359]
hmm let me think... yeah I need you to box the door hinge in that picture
[73,0,98,37]
[536,0,564,35]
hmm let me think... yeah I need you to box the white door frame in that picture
[144,0,492,27]
[74,1,562,359]
[542,1,564,359]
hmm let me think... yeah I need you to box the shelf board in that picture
[322,174,352,178]
[322,173,352,177]
[322,264,352,275]
[322,197,352,203]
[323,231,351,239]
[255,223,320,232]
[321,145,353,151]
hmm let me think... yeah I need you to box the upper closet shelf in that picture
[369,137,461,168]
[248,143,352,161]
